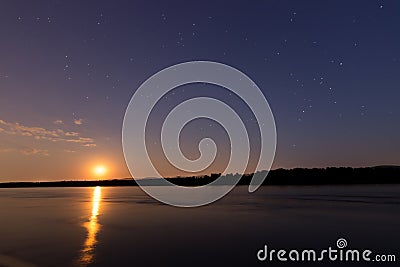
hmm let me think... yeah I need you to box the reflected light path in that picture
[78,186,102,266]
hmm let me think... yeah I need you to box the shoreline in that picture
[1,166,399,188]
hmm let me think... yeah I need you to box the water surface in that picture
[0,185,399,266]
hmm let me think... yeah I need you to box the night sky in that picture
[0,0,399,181]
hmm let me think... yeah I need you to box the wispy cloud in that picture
[73,118,84,125]
[0,119,95,147]
[21,148,50,156]
[53,119,64,125]
[65,131,79,137]
[0,147,50,156]
[82,143,97,147]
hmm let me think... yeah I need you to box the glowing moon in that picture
[93,166,107,176]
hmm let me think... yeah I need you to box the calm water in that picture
[0,185,399,267]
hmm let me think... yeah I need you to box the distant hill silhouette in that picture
[0,166,399,188]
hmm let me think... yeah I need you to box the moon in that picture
[93,165,107,176]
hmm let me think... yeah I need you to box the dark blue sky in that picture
[0,0,399,180]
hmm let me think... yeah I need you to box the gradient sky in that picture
[0,0,399,181]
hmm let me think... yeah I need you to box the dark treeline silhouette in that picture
[168,166,400,186]
[0,166,399,188]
